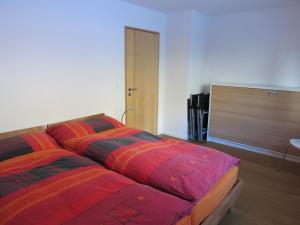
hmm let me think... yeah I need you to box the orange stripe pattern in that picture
[0,132,59,162]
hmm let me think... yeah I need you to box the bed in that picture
[0,127,191,225]
[46,113,243,225]
[0,114,243,225]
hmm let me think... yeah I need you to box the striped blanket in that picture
[0,150,191,225]
[64,127,240,202]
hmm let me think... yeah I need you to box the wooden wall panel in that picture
[209,85,300,157]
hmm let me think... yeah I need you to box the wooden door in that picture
[125,27,159,134]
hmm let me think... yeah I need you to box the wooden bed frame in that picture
[0,126,46,139]
[201,178,243,225]
[0,113,243,225]
[47,113,105,127]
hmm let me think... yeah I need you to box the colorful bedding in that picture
[47,115,124,145]
[0,149,192,225]
[0,132,59,162]
[63,127,240,202]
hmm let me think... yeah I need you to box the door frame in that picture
[124,26,160,134]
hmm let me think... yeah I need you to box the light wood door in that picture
[125,27,159,134]
[209,85,300,157]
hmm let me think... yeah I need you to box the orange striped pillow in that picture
[0,132,60,162]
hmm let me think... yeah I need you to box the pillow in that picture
[0,132,60,162]
[47,115,124,146]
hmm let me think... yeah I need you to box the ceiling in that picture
[120,0,300,15]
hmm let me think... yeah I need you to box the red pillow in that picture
[47,115,124,145]
[0,132,60,162]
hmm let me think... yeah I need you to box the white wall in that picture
[0,0,166,133]
[163,11,191,139]
[2,1,300,138]
[201,6,300,93]
[162,6,300,139]
[163,11,209,139]
[188,12,211,95]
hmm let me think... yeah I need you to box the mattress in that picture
[191,166,239,225]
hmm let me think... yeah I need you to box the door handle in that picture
[128,88,138,92]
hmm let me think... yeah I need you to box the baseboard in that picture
[160,133,187,141]
[207,136,300,164]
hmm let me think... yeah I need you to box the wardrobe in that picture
[208,84,300,157]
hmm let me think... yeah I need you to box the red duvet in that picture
[64,127,240,202]
[0,150,191,225]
